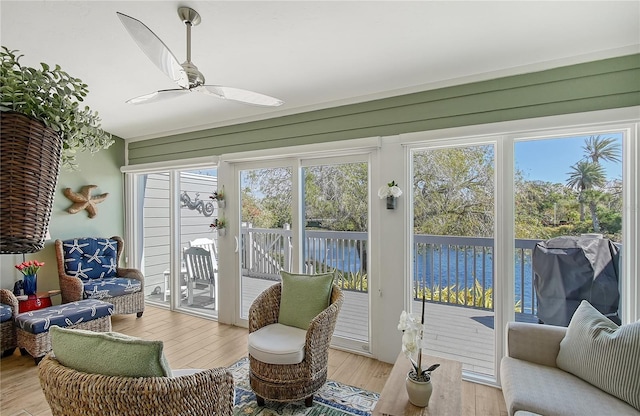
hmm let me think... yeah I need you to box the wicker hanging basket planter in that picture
[0,111,62,254]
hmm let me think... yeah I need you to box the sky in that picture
[514,134,623,184]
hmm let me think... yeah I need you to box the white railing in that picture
[240,226,368,292]
[240,226,540,316]
[413,235,539,315]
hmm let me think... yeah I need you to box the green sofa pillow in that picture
[50,326,172,377]
[278,271,334,330]
[556,301,640,411]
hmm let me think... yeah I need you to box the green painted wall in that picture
[128,54,640,165]
[0,139,126,300]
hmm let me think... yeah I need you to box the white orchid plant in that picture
[397,302,440,382]
[378,180,403,199]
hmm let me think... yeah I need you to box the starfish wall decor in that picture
[63,185,109,218]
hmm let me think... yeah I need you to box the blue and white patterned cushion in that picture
[0,303,12,323]
[83,277,142,299]
[62,238,119,280]
[15,299,113,334]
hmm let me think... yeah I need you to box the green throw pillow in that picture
[278,271,334,330]
[556,301,640,411]
[50,326,172,377]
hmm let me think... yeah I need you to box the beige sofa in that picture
[500,321,639,416]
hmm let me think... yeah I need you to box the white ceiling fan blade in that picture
[197,85,284,107]
[126,89,190,105]
[117,12,189,89]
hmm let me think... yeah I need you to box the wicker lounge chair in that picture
[55,236,144,317]
[0,288,18,357]
[38,353,235,416]
[248,283,343,406]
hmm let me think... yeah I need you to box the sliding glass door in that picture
[411,143,496,377]
[136,172,171,304]
[514,133,624,325]
[234,155,371,351]
[406,128,631,381]
[302,156,370,351]
[178,169,220,316]
[238,164,293,321]
[130,167,220,318]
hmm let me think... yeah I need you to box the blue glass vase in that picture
[23,274,37,296]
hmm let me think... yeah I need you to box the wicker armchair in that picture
[38,353,235,416]
[55,236,145,317]
[248,283,343,406]
[0,288,18,357]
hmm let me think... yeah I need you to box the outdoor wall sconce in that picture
[378,180,403,210]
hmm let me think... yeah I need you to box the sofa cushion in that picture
[15,299,113,334]
[501,356,639,415]
[62,237,119,280]
[557,300,640,411]
[278,271,334,330]
[248,323,307,365]
[0,303,12,323]
[83,277,142,299]
[51,326,172,377]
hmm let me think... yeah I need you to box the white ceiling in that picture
[2,1,639,141]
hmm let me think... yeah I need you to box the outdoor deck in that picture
[149,273,536,377]
[241,275,537,376]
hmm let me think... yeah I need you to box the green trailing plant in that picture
[415,281,524,311]
[335,270,368,291]
[0,47,114,170]
[415,280,494,309]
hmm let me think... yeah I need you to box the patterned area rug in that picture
[229,357,379,416]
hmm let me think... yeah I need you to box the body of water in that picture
[307,240,537,314]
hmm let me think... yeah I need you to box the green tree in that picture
[514,179,574,239]
[242,168,292,228]
[304,163,368,231]
[565,161,605,231]
[413,146,494,237]
[583,135,621,164]
[561,135,621,234]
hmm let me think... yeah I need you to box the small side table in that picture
[17,290,61,313]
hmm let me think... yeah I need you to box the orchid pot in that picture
[405,371,432,407]
[398,295,440,408]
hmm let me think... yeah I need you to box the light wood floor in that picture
[0,306,507,416]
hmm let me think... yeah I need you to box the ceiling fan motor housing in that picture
[182,62,205,87]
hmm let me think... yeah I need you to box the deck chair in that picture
[184,246,216,306]
[189,237,218,259]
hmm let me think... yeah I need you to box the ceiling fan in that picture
[117,7,284,107]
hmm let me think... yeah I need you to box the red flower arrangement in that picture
[15,260,45,276]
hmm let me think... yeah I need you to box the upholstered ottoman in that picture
[15,299,113,364]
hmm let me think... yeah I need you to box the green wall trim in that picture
[128,54,640,165]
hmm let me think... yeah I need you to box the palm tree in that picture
[583,135,621,164]
[566,161,605,230]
